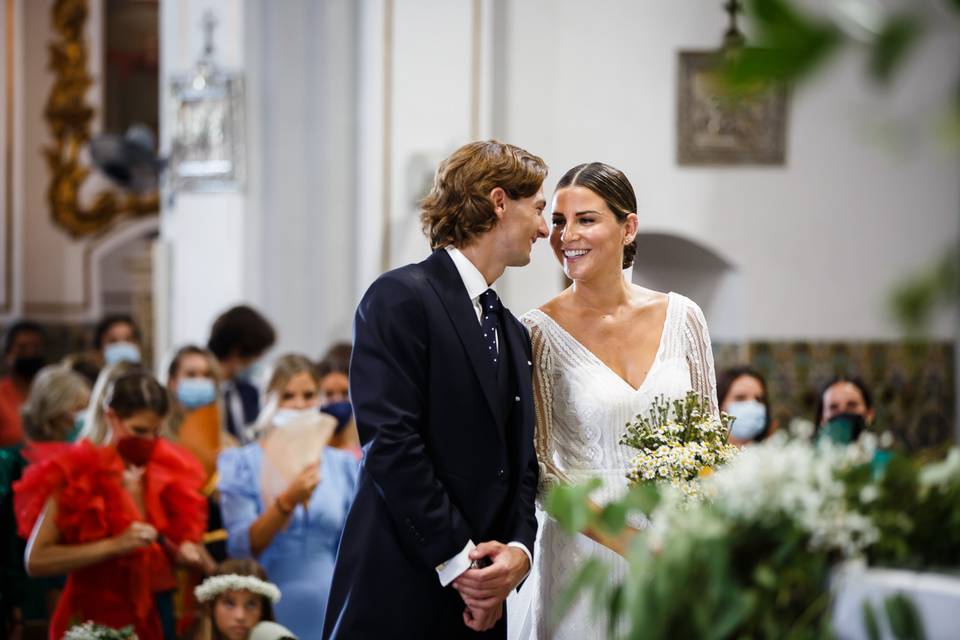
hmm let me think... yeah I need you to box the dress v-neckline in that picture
[532,292,675,393]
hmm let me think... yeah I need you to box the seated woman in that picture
[217,354,358,638]
[1,366,89,638]
[717,365,775,446]
[14,370,209,640]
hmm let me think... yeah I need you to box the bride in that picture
[516,162,719,639]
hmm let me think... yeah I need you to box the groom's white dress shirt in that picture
[434,246,532,587]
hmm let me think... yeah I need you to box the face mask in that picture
[272,407,315,429]
[321,400,353,433]
[104,341,141,365]
[727,400,767,441]
[177,377,217,410]
[66,412,85,442]
[116,435,157,467]
[12,356,45,379]
[819,413,867,445]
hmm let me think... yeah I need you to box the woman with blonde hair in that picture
[1,366,90,637]
[217,354,358,637]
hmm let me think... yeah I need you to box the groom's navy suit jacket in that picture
[323,249,539,639]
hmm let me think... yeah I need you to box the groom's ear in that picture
[489,187,507,219]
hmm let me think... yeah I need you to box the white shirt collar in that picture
[445,246,490,301]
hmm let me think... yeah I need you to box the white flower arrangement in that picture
[194,574,282,604]
[650,430,882,558]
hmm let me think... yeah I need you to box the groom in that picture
[322,140,548,638]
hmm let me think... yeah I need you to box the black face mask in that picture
[12,356,45,380]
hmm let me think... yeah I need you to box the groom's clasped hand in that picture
[453,541,531,632]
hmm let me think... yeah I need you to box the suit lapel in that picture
[424,250,506,437]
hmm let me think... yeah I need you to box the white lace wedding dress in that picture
[509,292,719,639]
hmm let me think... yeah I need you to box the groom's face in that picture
[498,186,548,266]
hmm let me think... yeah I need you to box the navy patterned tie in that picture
[479,289,501,367]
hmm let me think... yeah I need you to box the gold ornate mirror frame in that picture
[45,0,158,238]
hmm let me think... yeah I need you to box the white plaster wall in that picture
[159,0,248,352]
[495,0,960,341]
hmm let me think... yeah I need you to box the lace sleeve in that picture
[682,299,720,420]
[524,316,574,504]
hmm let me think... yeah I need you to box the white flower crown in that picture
[194,574,282,604]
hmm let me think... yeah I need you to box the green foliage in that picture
[890,246,959,336]
[870,16,923,85]
[864,594,927,640]
[546,441,960,639]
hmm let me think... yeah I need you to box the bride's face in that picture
[550,186,633,281]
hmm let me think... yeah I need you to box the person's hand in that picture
[282,462,320,506]
[113,521,157,554]
[462,601,503,632]
[176,541,217,573]
[452,542,530,610]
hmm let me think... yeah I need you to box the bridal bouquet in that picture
[620,391,738,498]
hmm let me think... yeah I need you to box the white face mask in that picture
[727,400,767,441]
[272,407,316,429]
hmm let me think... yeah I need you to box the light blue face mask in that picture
[177,377,217,410]
[104,341,141,366]
[727,400,767,441]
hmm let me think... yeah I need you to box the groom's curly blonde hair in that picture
[420,140,547,250]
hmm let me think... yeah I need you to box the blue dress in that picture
[218,444,358,638]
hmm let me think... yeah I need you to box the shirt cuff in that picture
[436,539,475,587]
[507,541,533,582]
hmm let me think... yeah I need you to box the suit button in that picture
[498,469,505,479]
[514,396,520,402]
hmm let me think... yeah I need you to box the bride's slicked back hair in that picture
[556,163,638,269]
[420,140,547,250]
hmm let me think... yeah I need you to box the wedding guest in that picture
[218,354,358,637]
[189,559,286,640]
[14,371,208,640]
[0,321,47,447]
[815,376,875,442]
[717,366,774,446]
[0,366,89,638]
[167,345,231,478]
[207,306,276,442]
[167,345,234,626]
[816,376,875,425]
[95,314,143,367]
[316,344,360,455]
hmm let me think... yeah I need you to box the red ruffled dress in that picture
[13,439,206,640]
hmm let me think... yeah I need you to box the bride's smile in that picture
[550,185,637,281]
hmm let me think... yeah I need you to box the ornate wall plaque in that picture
[677,50,789,166]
